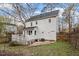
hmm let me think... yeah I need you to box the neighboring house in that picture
[0,16,17,34]
[3,16,17,33]
[5,23,17,33]
[12,10,59,44]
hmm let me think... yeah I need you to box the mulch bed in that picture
[0,50,24,56]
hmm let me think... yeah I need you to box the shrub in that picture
[40,38,45,42]
[9,41,23,46]
[35,39,38,42]
[0,36,10,44]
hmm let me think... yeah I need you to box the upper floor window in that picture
[36,21,38,25]
[34,30,37,35]
[49,19,51,23]
[31,22,32,26]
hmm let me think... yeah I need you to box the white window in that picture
[49,19,51,23]
[36,21,38,25]
[34,30,36,35]
[29,31,30,35]
[31,22,32,26]
[28,30,32,35]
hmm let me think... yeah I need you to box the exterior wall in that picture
[12,17,57,44]
[38,17,56,40]
[26,27,40,41]
[25,17,57,41]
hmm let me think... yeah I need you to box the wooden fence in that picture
[57,32,79,49]
[0,33,12,43]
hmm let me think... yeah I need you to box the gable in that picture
[26,10,59,22]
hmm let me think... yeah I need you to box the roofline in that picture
[25,26,37,29]
[26,10,59,22]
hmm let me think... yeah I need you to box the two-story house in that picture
[12,10,59,45]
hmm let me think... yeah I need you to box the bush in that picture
[40,38,45,42]
[9,41,23,46]
[0,37,10,44]
[35,39,38,42]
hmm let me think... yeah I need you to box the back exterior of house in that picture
[25,17,57,41]
[12,10,59,44]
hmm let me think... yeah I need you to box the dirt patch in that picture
[29,41,55,47]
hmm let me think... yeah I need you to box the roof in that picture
[26,10,59,22]
[25,26,37,30]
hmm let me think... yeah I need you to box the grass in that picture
[0,40,79,56]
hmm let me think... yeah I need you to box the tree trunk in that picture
[68,11,72,43]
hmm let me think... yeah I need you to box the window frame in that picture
[36,21,38,25]
[31,22,32,26]
[49,18,51,23]
[34,30,36,35]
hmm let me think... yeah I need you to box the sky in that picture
[0,3,44,16]
[0,3,68,16]
[0,3,79,29]
[0,3,79,16]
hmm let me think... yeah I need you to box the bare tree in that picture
[0,3,37,45]
[63,4,75,32]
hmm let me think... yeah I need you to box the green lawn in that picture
[0,40,79,56]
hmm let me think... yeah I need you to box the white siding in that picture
[37,17,56,40]
[25,17,57,41]
[12,16,57,43]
